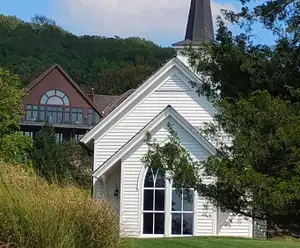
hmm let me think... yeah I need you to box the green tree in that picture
[0,68,24,135]
[31,125,69,184]
[0,68,32,164]
[31,15,56,26]
[93,56,154,95]
[0,133,33,164]
[223,0,299,41]
[0,14,174,95]
[187,20,299,101]
[64,141,92,188]
[31,125,92,187]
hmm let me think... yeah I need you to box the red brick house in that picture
[20,64,131,142]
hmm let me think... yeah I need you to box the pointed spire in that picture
[173,0,214,46]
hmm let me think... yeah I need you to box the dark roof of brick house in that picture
[84,89,135,115]
[88,94,119,112]
[103,89,136,115]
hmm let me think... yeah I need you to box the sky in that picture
[0,0,275,47]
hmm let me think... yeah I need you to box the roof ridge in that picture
[103,89,136,115]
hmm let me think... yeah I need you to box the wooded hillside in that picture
[0,15,175,95]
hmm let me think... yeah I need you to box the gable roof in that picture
[93,105,215,178]
[81,57,202,145]
[89,94,120,112]
[26,64,104,117]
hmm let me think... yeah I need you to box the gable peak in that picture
[170,74,182,82]
[25,64,104,117]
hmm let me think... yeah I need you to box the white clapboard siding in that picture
[94,71,215,171]
[93,164,121,214]
[217,211,252,237]
[120,120,213,237]
[196,198,214,236]
[94,179,105,201]
[195,176,216,236]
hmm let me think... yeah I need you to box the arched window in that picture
[143,168,165,234]
[40,90,70,106]
[39,90,72,124]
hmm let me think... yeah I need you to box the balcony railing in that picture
[21,117,99,128]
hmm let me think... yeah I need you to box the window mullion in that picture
[152,209,155,234]
[181,213,183,235]
[153,188,156,234]
[153,188,155,211]
[38,106,40,121]
[143,210,165,213]
[181,189,184,212]
[29,106,32,119]
[181,190,184,235]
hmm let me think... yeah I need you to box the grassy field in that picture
[0,163,121,248]
[132,237,300,248]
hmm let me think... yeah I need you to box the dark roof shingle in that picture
[173,0,214,46]
[103,89,135,115]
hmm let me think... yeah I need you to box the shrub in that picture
[0,162,123,248]
[31,125,92,188]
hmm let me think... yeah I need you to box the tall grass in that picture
[0,163,123,248]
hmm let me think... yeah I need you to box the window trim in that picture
[26,105,38,121]
[40,90,70,106]
[71,107,84,125]
[75,134,84,143]
[46,106,63,124]
[22,131,34,138]
[140,168,197,237]
[55,133,63,143]
[170,187,195,236]
[142,168,166,235]
[88,108,101,125]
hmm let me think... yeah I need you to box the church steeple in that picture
[173,0,214,46]
[172,0,214,67]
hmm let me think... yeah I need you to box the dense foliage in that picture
[31,125,92,187]
[0,14,174,95]
[187,21,299,101]
[0,68,32,164]
[0,68,24,135]
[223,0,299,41]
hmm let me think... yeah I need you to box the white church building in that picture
[81,0,258,238]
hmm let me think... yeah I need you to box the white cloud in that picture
[52,0,236,44]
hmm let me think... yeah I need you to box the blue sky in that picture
[1,0,52,21]
[1,0,275,47]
